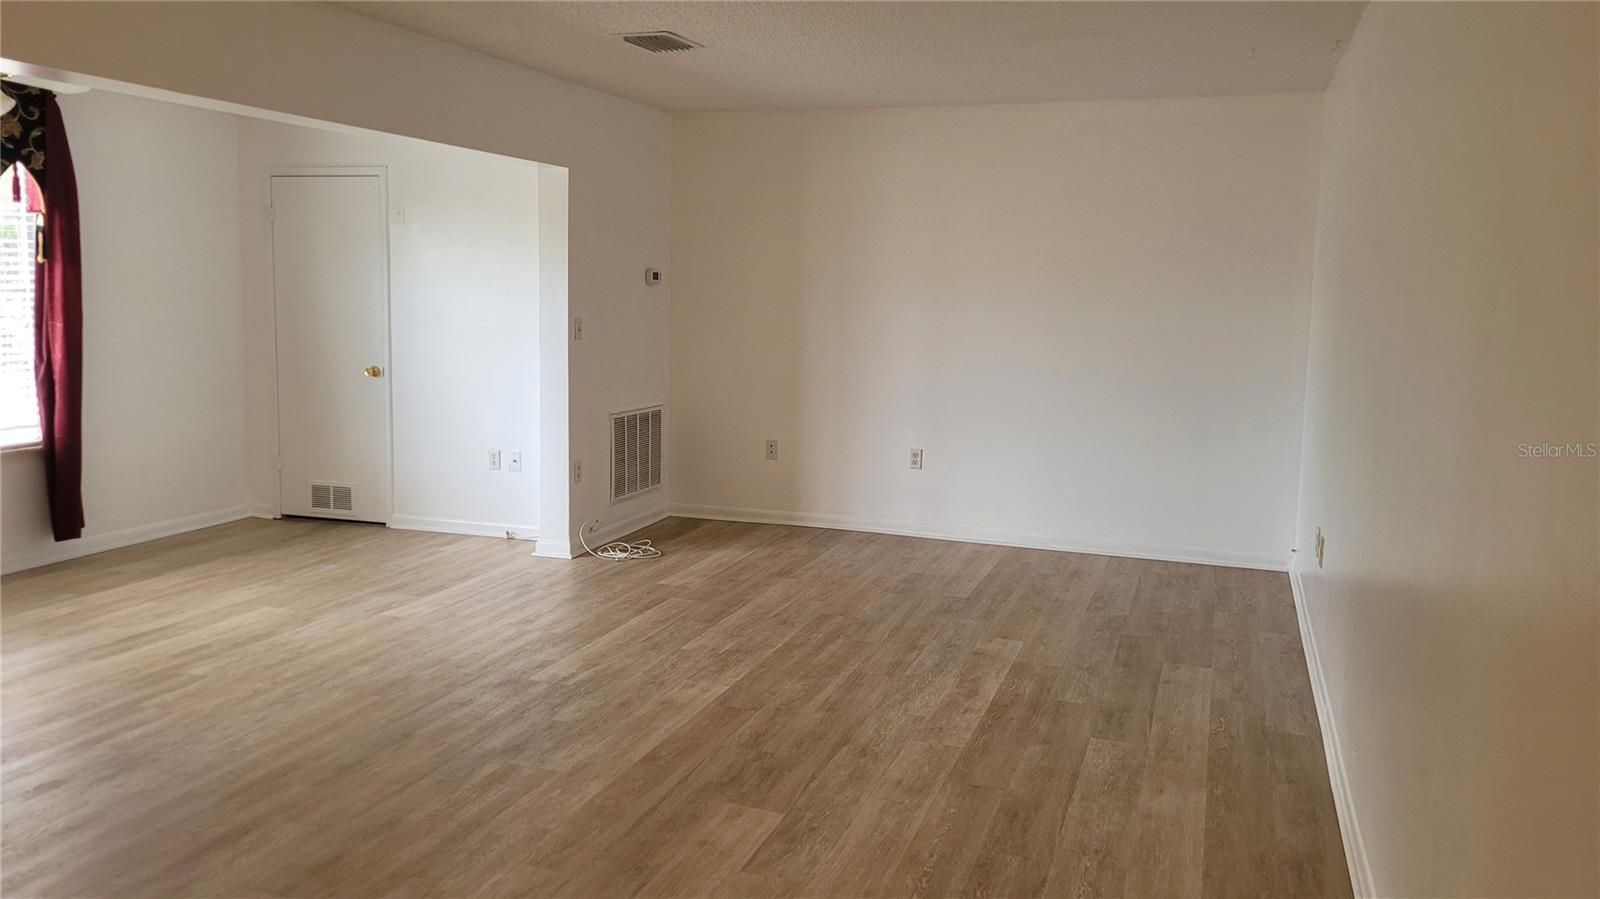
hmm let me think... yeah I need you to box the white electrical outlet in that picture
[489,449,502,470]
[765,439,779,461]
[573,460,583,484]
[910,448,924,470]
[508,450,522,472]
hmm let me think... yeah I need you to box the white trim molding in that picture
[387,515,536,541]
[0,503,252,574]
[1289,568,1375,899]
[583,506,669,548]
[666,503,1289,572]
[247,501,279,520]
[535,506,669,561]
[530,539,573,560]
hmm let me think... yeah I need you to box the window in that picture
[0,166,41,449]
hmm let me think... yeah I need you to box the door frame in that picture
[266,165,395,524]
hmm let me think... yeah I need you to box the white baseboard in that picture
[247,501,279,520]
[387,515,537,541]
[583,507,670,548]
[1,503,253,575]
[530,539,573,560]
[1289,568,1375,899]
[532,506,670,561]
[665,503,1288,572]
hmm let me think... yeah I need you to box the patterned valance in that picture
[1,81,51,181]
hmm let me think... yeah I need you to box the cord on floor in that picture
[579,521,662,560]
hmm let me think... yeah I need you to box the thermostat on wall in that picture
[645,268,663,286]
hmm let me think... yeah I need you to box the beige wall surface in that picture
[1294,3,1600,896]
[672,95,1322,568]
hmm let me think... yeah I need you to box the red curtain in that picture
[36,96,83,541]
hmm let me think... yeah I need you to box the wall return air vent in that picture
[620,31,701,53]
[611,406,663,503]
[310,482,354,512]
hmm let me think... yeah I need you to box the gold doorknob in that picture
[363,365,383,378]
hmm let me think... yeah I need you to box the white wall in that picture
[236,120,542,538]
[2,0,673,556]
[671,96,1322,568]
[0,90,247,572]
[1294,4,1599,896]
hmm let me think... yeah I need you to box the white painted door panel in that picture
[272,174,391,522]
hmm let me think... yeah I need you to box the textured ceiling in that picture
[337,1,1367,113]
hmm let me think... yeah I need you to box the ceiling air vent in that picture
[310,482,354,512]
[621,31,701,53]
[611,406,663,503]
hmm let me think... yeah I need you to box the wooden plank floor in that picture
[1,517,1351,898]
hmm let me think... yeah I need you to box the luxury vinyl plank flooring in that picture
[0,517,1351,898]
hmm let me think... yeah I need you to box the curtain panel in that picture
[3,80,84,542]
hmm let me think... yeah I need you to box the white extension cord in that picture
[579,520,662,561]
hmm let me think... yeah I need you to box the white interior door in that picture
[271,173,391,523]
